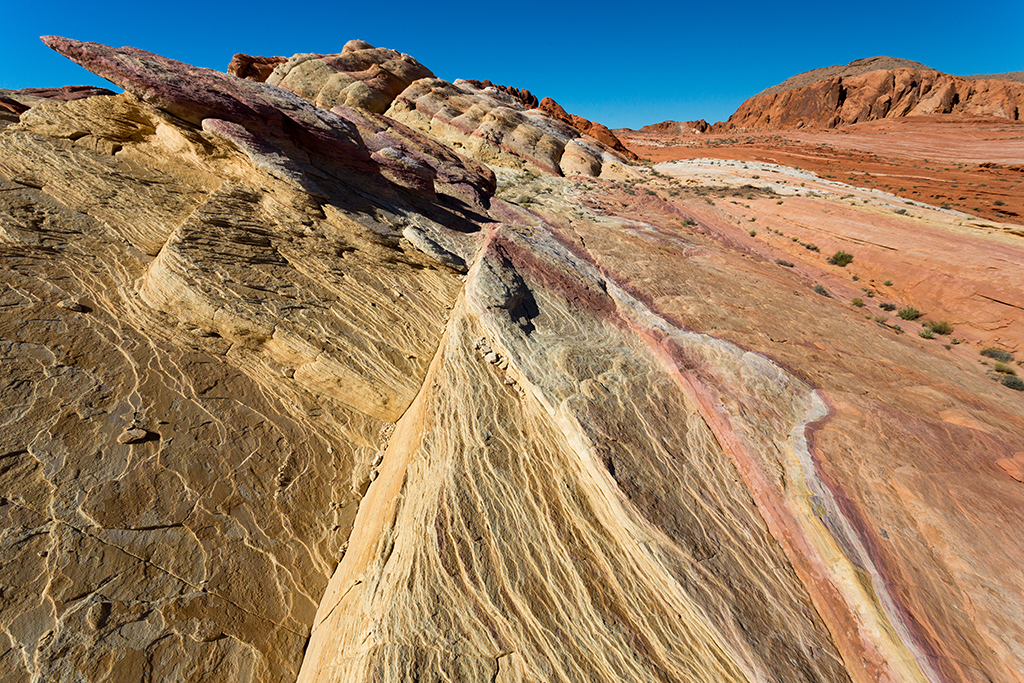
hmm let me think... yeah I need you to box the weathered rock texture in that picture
[719,56,1024,130]
[1,37,1023,683]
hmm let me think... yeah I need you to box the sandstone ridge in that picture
[0,36,1022,683]
[235,43,638,171]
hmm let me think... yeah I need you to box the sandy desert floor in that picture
[619,116,1024,226]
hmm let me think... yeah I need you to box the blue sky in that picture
[2,0,1021,129]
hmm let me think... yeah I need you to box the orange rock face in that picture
[719,59,1024,131]
[227,53,288,82]
[538,96,638,159]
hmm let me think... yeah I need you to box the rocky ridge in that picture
[0,37,1022,683]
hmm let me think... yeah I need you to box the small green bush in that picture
[749,229,757,236]
[851,298,864,307]
[894,208,908,215]
[995,363,1017,375]
[897,306,921,321]
[981,347,1014,363]
[775,259,794,267]
[919,328,935,339]
[923,320,953,335]
[879,302,896,311]
[682,217,697,226]
[828,250,854,267]
[813,284,830,297]
[883,279,893,286]
[1002,375,1024,391]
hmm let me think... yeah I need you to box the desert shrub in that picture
[897,306,921,321]
[828,250,854,267]
[995,363,1017,375]
[775,259,794,267]
[813,284,830,297]
[852,275,860,281]
[981,347,1014,363]
[874,315,888,323]
[919,329,935,339]
[1002,375,1024,391]
[994,200,1005,206]
[894,208,908,215]
[923,320,953,335]
[883,279,892,286]
[682,217,697,226]
[749,229,757,236]
[879,302,896,311]
[851,298,864,307]
[950,337,962,345]
[776,200,784,205]
[803,243,820,252]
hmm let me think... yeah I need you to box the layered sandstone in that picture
[0,85,116,123]
[1,37,1023,683]
[718,57,1024,130]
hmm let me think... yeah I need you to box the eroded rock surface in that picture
[2,37,1023,683]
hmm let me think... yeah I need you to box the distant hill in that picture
[715,57,1024,131]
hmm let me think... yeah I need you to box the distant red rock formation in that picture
[636,120,710,135]
[228,54,287,82]
[537,97,638,160]
[717,58,1024,131]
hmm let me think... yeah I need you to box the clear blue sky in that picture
[2,0,1021,129]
